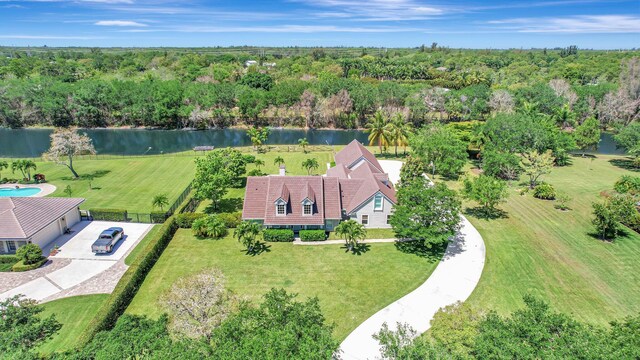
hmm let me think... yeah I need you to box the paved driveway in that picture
[0,221,152,303]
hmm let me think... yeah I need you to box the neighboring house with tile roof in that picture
[242,140,396,230]
[0,197,84,254]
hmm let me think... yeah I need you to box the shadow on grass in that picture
[340,243,371,255]
[394,240,447,262]
[587,226,637,243]
[244,241,271,256]
[464,207,509,220]
[204,198,243,214]
[609,158,640,172]
[62,169,111,181]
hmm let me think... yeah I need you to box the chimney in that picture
[279,165,286,176]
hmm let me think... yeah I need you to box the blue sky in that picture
[0,0,638,48]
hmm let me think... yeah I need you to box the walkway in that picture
[293,238,401,246]
[338,160,486,360]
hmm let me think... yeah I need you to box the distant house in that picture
[0,197,84,254]
[245,60,258,67]
[242,140,396,230]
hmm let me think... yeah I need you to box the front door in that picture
[60,216,67,233]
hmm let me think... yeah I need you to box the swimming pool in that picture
[0,187,42,197]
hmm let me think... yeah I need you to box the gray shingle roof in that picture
[0,197,85,239]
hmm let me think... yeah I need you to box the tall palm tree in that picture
[365,110,390,154]
[386,113,411,156]
[254,159,265,170]
[234,221,262,252]
[298,138,309,153]
[302,158,319,175]
[552,104,576,129]
[335,220,367,252]
[152,193,169,211]
[273,156,285,167]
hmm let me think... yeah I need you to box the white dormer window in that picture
[277,204,286,215]
[303,203,312,215]
[374,193,383,211]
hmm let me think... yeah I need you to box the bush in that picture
[12,257,47,272]
[263,229,294,242]
[90,209,128,222]
[614,175,640,195]
[217,212,242,228]
[246,169,266,177]
[0,255,19,264]
[300,230,326,242]
[192,215,228,239]
[174,213,205,228]
[533,183,556,200]
[16,244,43,265]
[150,211,167,223]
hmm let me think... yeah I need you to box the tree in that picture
[193,148,252,209]
[574,117,601,156]
[0,160,7,179]
[462,175,509,215]
[43,127,96,178]
[297,137,309,153]
[63,184,73,197]
[386,113,411,156]
[234,221,262,252]
[0,295,61,355]
[366,110,390,154]
[11,159,37,181]
[16,243,43,265]
[192,215,228,239]
[489,89,515,114]
[399,156,426,185]
[429,301,483,358]
[374,322,447,360]
[592,194,637,240]
[246,126,269,151]
[253,158,265,170]
[273,156,285,168]
[552,104,576,129]
[161,268,237,340]
[481,149,522,181]
[334,219,367,252]
[302,157,319,175]
[614,122,640,165]
[152,193,169,211]
[409,123,467,178]
[520,150,555,189]
[390,178,461,245]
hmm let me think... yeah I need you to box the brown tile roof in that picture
[242,177,269,219]
[323,177,342,219]
[339,164,396,214]
[334,140,383,172]
[0,197,85,240]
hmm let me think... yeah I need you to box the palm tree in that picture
[366,110,390,154]
[302,158,319,175]
[12,160,36,181]
[335,220,367,252]
[234,221,262,252]
[552,104,576,129]
[386,113,411,156]
[273,156,285,167]
[298,138,309,153]
[152,193,169,211]
[206,216,227,239]
[0,160,7,180]
[254,159,265,170]
[247,127,261,151]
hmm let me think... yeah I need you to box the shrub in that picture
[533,183,556,200]
[217,211,242,228]
[174,213,205,228]
[150,211,167,223]
[16,244,43,265]
[247,169,266,177]
[614,175,640,195]
[0,255,19,264]
[12,257,47,272]
[554,193,572,211]
[300,230,326,242]
[192,215,228,239]
[90,209,128,222]
[263,229,294,242]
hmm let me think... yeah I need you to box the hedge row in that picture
[300,230,327,242]
[90,209,128,222]
[0,255,19,264]
[263,229,295,242]
[11,257,47,272]
[175,213,206,228]
[77,215,179,346]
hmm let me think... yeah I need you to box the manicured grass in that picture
[0,263,14,271]
[126,230,442,340]
[38,294,109,355]
[124,224,159,266]
[463,155,640,324]
[1,155,196,213]
[327,228,397,240]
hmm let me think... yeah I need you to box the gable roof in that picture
[338,162,396,213]
[334,140,383,172]
[0,197,85,240]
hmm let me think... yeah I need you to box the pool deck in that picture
[0,183,57,197]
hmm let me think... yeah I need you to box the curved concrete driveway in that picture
[339,160,486,360]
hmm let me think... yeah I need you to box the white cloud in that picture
[0,34,105,39]
[121,24,423,33]
[487,15,640,33]
[95,20,147,27]
[294,0,448,21]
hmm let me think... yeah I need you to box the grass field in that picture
[126,230,442,340]
[1,155,196,213]
[38,294,109,355]
[464,155,640,324]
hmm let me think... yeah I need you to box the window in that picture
[361,215,369,225]
[387,215,391,225]
[374,193,383,211]
[304,204,312,215]
[6,241,16,252]
[277,204,286,215]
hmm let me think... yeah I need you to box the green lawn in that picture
[464,155,640,324]
[126,230,442,340]
[38,294,109,355]
[1,155,196,213]
[327,228,397,240]
[124,224,159,265]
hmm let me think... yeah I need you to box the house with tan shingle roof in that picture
[0,197,84,254]
[242,140,396,231]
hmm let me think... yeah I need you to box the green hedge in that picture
[217,211,242,228]
[263,229,295,242]
[300,230,327,242]
[90,209,128,222]
[150,211,168,223]
[614,175,640,195]
[0,255,19,264]
[175,213,206,228]
[77,216,179,346]
[533,183,556,200]
[11,257,47,272]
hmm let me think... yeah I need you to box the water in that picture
[0,187,42,197]
[0,128,369,157]
[0,128,626,158]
